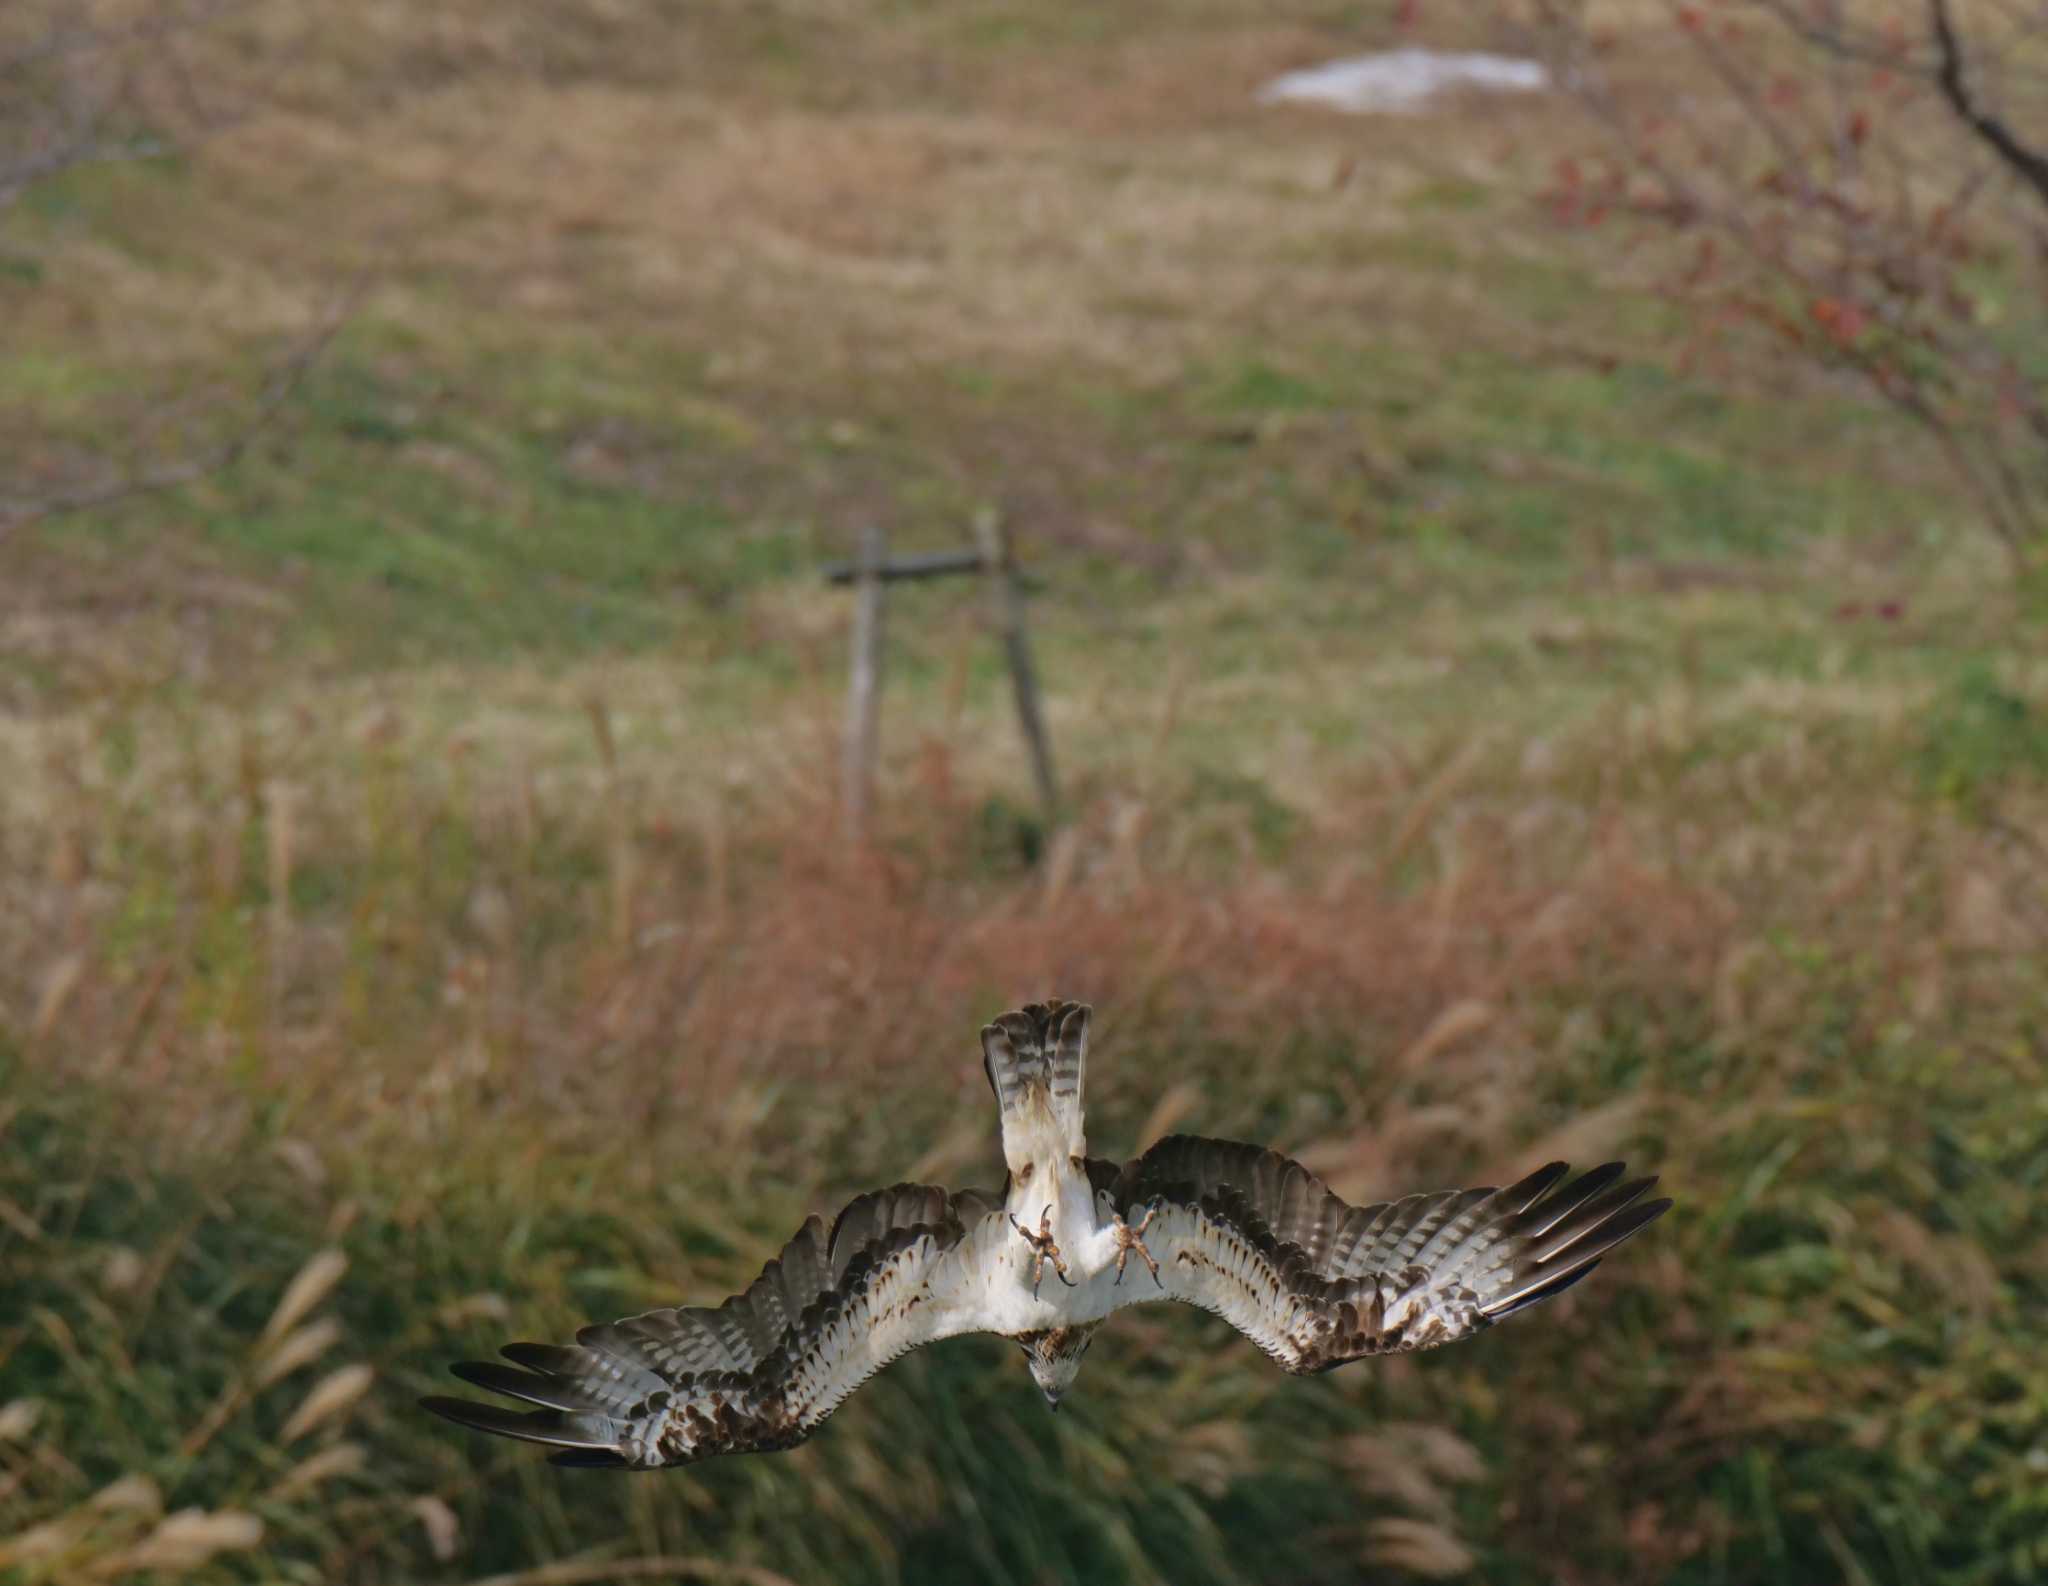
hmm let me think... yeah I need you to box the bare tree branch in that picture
[1,0,248,217]
[1519,0,2048,562]
[0,280,364,542]
[1,0,353,543]
[0,0,245,80]
[1931,0,2048,206]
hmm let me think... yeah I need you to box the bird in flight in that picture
[422,1001,1670,1468]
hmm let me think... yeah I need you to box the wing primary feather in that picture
[448,1360,591,1412]
[1484,1195,1672,1318]
[1496,1160,1570,1212]
[418,1396,622,1454]
[1523,1175,1660,1264]
[549,1448,633,1469]
[1488,1258,1600,1318]
[500,1342,584,1374]
[1519,1161,1629,1238]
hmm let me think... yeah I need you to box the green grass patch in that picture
[1915,662,2048,814]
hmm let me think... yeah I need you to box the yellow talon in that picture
[1113,1206,1162,1289]
[1009,1205,1076,1294]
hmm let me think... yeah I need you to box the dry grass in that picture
[6,650,2048,1580]
[0,1233,372,1583]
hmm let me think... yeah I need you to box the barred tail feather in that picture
[980,1000,1090,1169]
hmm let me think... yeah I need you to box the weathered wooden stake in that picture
[973,507,1059,818]
[842,524,888,841]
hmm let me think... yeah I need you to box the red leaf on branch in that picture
[1809,297,1867,344]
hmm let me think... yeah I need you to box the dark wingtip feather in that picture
[500,1341,581,1373]
[1620,1196,1675,1239]
[449,1359,587,1412]
[419,1395,622,1455]
[549,1448,633,1470]
[1525,1174,1661,1261]
[1554,1159,1627,1202]
[1483,1177,1674,1321]
[1498,1160,1571,1210]
[421,1394,511,1436]
[1490,1257,1600,1319]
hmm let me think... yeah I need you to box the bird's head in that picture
[1016,1325,1096,1410]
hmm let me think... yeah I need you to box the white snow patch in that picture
[1256,49,1550,115]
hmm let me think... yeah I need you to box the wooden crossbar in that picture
[821,548,1044,592]
[821,549,984,585]
[829,514,1059,843]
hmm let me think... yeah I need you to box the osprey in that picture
[423,1001,1671,1468]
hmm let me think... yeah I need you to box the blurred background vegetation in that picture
[3,2,2046,1583]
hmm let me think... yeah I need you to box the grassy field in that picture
[5,3,2048,1583]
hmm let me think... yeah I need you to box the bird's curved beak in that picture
[1041,1389,1062,1413]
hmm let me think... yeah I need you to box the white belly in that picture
[966,1166,1127,1333]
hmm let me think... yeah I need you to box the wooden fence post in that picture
[972,507,1059,819]
[842,525,887,841]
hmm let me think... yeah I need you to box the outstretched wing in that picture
[1092,1134,1669,1374]
[422,1182,1004,1468]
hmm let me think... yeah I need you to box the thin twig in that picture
[1931,0,2048,205]
[0,0,250,80]
[1,0,252,215]
[1534,0,2048,560]
[0,276,366,541]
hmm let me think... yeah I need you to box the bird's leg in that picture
[1008,1205,1076,1296]
[1112,1205,1163,1288]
